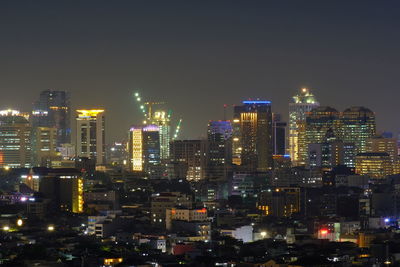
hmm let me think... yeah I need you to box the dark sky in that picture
[1,1,400,142]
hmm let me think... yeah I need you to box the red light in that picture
[320,229,328,235]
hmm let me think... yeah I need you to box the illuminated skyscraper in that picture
[341,107,376,155]
[32,90,71,146]
[75,109,105,165]
[0,110,32,168]
[301,106,340,166]
[355,152,393,179]
[289,88,319,165]
[205,120,232,180]
[233,100,273,171]
[149,110,171,160]
[128,125,161,177]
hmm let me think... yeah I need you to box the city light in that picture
[47,225,55,231]
[17,219,23,227]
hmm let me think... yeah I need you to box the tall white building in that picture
[289,88,319,166]
[76,109,105,165]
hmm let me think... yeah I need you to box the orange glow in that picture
[197,208,207,213]
[320,229,328,235]
[171,209,176,215]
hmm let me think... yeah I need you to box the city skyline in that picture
[0,1,399,141]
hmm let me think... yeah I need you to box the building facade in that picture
[32,90,71,146]
[233,100,273,171]
[0,110,32,168]
[289,88,319,166]
[75,109,105,165]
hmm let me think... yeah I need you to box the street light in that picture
[47,225,55,231]
[17,219,23,227]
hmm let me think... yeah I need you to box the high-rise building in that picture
[307,129,344,169]
[149,110,171,160]
[366,135,398,163]
[128,125,161,178]
[169,140,206,181]
[233,100,273,171]
[341,107,376,155]
[32,127,59,167]
[205,120,232,180]
[32,90,71,146]
[0,110,32,168]
[301,106,340,166]
[39,169,83,213]
[355,152,393,179]
[75,109,105,165]
[289,88,319,166]
[272,114,287,156]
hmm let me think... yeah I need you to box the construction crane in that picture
[133,91,183,139]
[173,118,183,140]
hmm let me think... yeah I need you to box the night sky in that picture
[1,1,399,142]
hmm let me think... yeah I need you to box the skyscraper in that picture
[289,88,319,165]
[149,110,171,160]
[0,110,32,168]
[32,90,71,146]
[301,106,340,166]
[169,140,206,181]
[32,127,58,167]
[341,107,376,155]
[233,100,273,171]
[75,109,105,165]
[205,120,232,180]
[272,114,287,156]
[128,125,161,178]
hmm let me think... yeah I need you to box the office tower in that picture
[76,109,105,165]
[257,187,300,217]
[341,107,376,154]
[32,90,71,146]
[308,129,344,169]
[0,110,32,168]
[355,152,393,179]
[367,135,397,161]
[148,110,171,160]
[289,88,319,166]
[32,127,58,167]
[169,140,206,181]
[272,114,287,156]
[108,141,128,167]
[301,106,340,166]
[366,135,399,174]
[206,120,232,180]
[343,142,356,168]
[233,100,273,171]
[39,169,83,213]
[128,125,161,177]
[271,155,293,187]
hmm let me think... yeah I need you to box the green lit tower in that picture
[341,107,376,154]
[302,106,340,165]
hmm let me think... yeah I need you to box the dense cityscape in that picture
[0,87,400,266]
[2,1,400,266]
